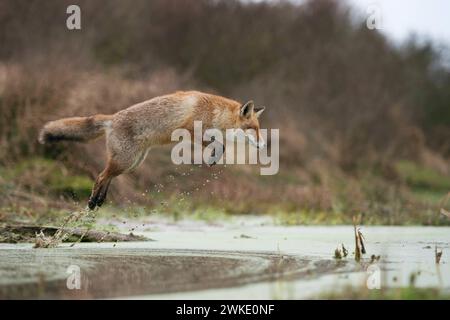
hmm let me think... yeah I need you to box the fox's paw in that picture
[87,198,97,211]
[87,196,106,211]
[206,156,221,167]
[207,161,216,167]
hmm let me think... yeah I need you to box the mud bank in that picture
[0,224,148,244]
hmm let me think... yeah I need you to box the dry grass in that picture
[0,0,449,224]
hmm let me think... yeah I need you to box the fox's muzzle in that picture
[245,129,266,149]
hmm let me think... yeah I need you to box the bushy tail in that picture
[38,114,112,144]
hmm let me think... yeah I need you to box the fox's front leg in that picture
[203,137,225,167]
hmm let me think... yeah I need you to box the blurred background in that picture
[0,0,449,225]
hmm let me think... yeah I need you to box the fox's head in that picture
[237,100,266,149]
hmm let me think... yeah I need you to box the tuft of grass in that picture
[321,286,450,300]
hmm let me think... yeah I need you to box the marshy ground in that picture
[0,215,449,299]
[1,0,450,300]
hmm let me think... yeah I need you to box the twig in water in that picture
[353,216,361,262]
[334,247,342,259]
[357,228,366,254]
[435,245,443,264]
[342,244,348,257]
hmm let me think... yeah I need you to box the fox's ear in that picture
[240,100,254,118]
[254,106,265,118]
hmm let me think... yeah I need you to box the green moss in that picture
[321,286,450,300]
[411,189,448,204]
[273,209,351,226]
[395,160,450,192]
[188,206,230,222]
[48,174,92,198]
[2,158,92,199]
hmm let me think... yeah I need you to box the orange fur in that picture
[39,91,265,209]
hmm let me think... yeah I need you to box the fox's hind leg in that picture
[87,136,149,210]
[87,161,122,210]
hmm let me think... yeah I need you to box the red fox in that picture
[39,91,265,210]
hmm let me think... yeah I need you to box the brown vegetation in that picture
[0,0,449,224]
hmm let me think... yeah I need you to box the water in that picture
[0,216,449,299]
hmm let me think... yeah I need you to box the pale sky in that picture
[346,0,450,44]
[249,0,450,45]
